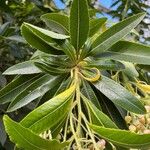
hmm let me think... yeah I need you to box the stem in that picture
[75,67,82,149]
[81,113,99,150]
[63,115,69,142]
[70,113,82,149]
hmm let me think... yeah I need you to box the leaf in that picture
[98,41,150,65]
[5,35,26,43]
[90,13,146,55]
[97,92,127,129]
[87,59,125,71]
[82,80,101,110]
[51,116,67,138]
[90,124,150,149]
[81,94,118,129]
[70,0,89,50]
[3,115,69,150]
[3,61,41,75]
[34,62,70,75]
[21,23,63,55]
[20,85,75,134]
[0,22,10,35]
[89,18,107,37]
[0,75,41,104]
[23,23,69,40]
[88,9,99,18]
[93,75,146,114]
[122,62,139,78]
[41,13,69,35]
[7,75,62,112]
[56,40,77,62]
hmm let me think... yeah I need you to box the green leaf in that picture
[87,59,125,71]
[93,75,146,114]
[97,92,127,129]
[90,13,146,55]
[81,94,118,129]
[21,23,64,55]
[41,13,69,35]
[56,40,77,62]
[51,116,66,138]
[88,9,99,18]
[34,62,70,75]
[98,41,150,65]
[90,124,150,149]
[122,62,139,78]
[7,75,62,112]
[0,75,41,104]
[89,18,107,37]
[70,0,89,50]
[3,115,69,150]
[82,80,101,110]
[3,61,41,75]
[20,85,75,134]
[23,23,69,40]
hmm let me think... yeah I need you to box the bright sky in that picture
[54,0,113,9]
[99,0,112,8]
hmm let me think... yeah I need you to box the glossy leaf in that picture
[23,23,69,40]
[89,18,107,37]
[56,40,77,62]
[98,41,150,65]
[93,75,146,114]
[81,94,118,129]
[3,61,41,75]
[122,62,139,78]
[90,13,145,55]
[3,115,69,150]
[51,116,67,138]
[41,13,69,34]
[34,62,70,75]
[20,85,75,134]
[82,80,101,110]
[97,92,127,129]
[90,124,150,149]
[7,75,62,112]
[70,0,89,50]
[87,59,125,71]
[0,75,41,104]
[21,23,63,55]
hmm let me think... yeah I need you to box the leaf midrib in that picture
[27,95,72,129]
[92,126,150,147]
[91,16,143,54]
[44,19,69,34]
[77,0,80,50]
[11,124,46,150]
[96,77,144,113]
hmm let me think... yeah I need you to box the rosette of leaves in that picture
[1,0,150,149]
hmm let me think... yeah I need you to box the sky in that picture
[54,0,113,10]
[99,0,112,8]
